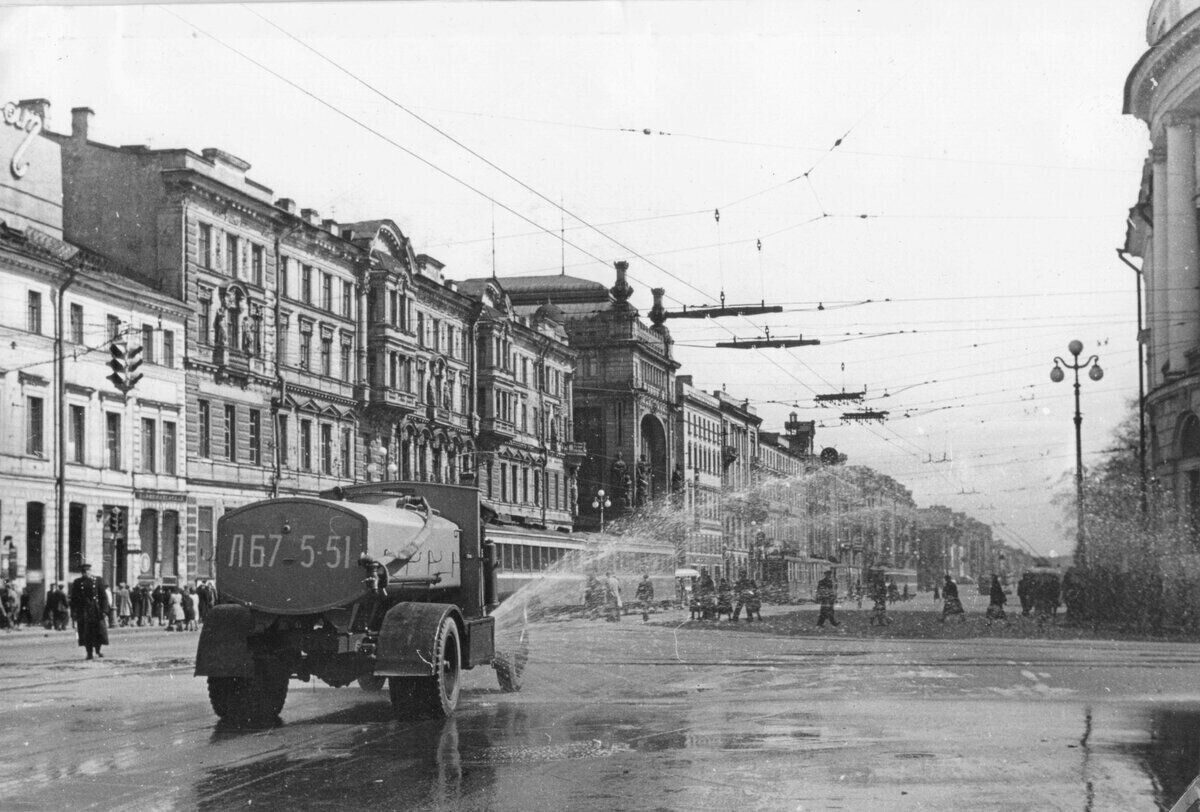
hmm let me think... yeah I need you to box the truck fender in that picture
[194,604,255,678]
[374,602,462,678]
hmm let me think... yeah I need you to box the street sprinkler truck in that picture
[195,482,527,727]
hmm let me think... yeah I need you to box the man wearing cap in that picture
[69,561,110,660]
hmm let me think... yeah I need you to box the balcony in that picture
[560,440,587,466]
[478,416,516,448]
[368,387,418,412]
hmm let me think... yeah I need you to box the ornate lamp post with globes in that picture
[1050,339,1104,568]
[592,489,612,533]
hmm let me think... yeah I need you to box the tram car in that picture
[486,524,676,615]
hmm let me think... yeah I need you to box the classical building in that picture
[1125,0,1200,521]
[344,220,474,487]
[675,375,723,573]
[716,390,761,578]
[47,108,365,580]
[0,98,188,609]
[498,262,680,532]
[457,277,579,531]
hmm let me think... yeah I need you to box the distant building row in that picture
[0,98,1021,613]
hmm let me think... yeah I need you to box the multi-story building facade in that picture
[459,277,579,531]
[48,109,364,580]
[1125,0,1200,523]
[675,375,723,572]
[344,220,474,487]
[0,99,188,609]
[716,390,761,578]
[500,262,680,532]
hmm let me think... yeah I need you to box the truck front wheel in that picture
[208,659,289,728]
[389,617,461,718]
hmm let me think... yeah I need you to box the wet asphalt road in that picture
[1,601,1199,811]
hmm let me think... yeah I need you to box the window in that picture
[162,329,175,368]
[321,335,332,376]
[163,421,176,475]
[278,414,289,467]
[69,303,83,344]
[69,404,85,464]
[141,324,155,365]
[251,244,264,286]
[299,329,312,370]
[226,233,239,277]
[300,419,312,471]
[342,281,352,318]
[27,291,41,334]
[106,411,121,469]
[249,409,261,465]
[198,297,211,346]
[198,222,212,268]
[341,428,352,478]
[432,319,441,351]
[321,424,332,474]
[141,418,157,473]
[224,404,237,462]
[27,396,44,455]
[341,342,352,382]
[197,506,214,579]
[107,314,121,341]
[279,256,290,299]
[302,265,313,304]
[417,312,425,347]
[198,400,211,458]
[322,272,332,310]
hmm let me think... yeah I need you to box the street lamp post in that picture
[592,489,612,533]
[1050,339,1104,569]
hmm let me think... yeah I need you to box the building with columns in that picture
[1125,0,1200,522]
[498,262,680,532]
[457,277,580,532]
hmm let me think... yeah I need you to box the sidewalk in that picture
[0,621,201,646]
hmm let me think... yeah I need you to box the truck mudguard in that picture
[374,602,462,678]
[194,604,255,678]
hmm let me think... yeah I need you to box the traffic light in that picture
[106,340,144,392]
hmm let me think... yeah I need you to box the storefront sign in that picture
[2,102,42,179]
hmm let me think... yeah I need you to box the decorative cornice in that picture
[17,371,48,387]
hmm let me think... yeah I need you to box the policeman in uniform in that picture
[69,560,110,660]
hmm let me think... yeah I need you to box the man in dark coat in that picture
[69,561,110,660]
[1017,572,1034,616]
[46,583,70,631]
[816,570,840,627]
[732,570,759,622]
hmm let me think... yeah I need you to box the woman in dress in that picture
[167,587,185,631]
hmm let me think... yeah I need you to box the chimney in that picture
[321,218,338,235]
[71,106,93,141]
[17,99,49,128]
[275,198,297,214]
[301,208,320,225]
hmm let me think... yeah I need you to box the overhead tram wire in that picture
[160,6,658,293]
[169,7,826,394]
[241,5,720,309]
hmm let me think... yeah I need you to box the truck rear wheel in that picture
[388,616,461,718]
[208,659,290,728]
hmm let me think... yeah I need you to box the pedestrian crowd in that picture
[683,568,762,623]
[0,568,220,660]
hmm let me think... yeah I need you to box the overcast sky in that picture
[0,1,1154,557]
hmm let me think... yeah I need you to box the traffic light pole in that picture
[55,268,79,585]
